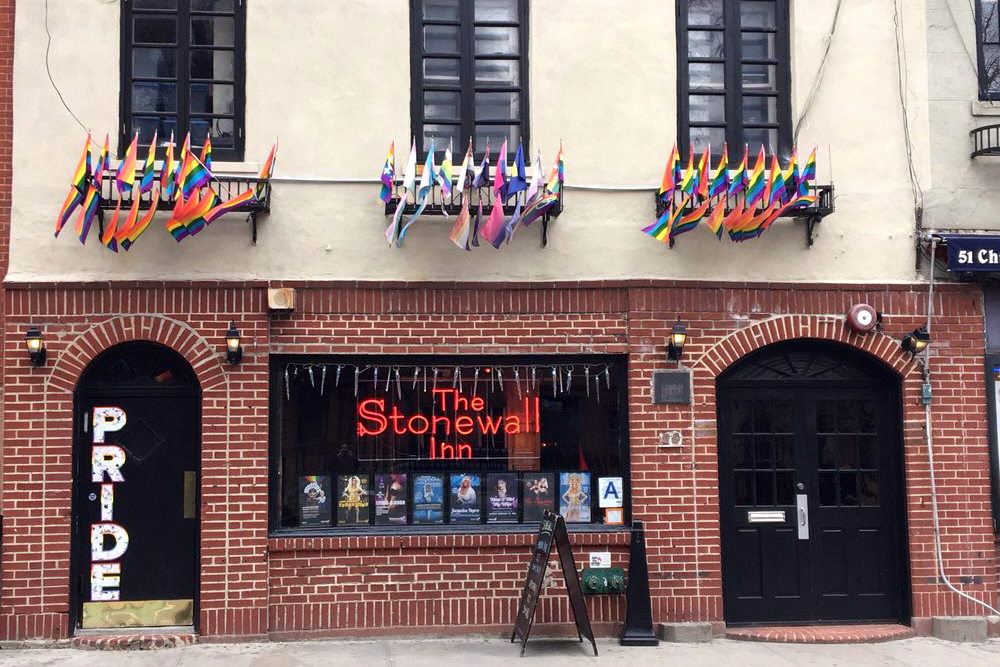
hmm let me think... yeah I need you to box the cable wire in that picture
[44,0,91,135]
[793,0,845,145]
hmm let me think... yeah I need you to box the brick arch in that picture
[45,314,228,394]
[692,315,921,381]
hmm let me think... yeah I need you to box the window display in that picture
[271,357,628,530]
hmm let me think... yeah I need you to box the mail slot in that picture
[747,510,785,523]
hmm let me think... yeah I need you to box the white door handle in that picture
[796,493,809,540]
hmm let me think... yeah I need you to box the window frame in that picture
[676,0,793,159]
[409,0,530,161]
[977,0,1000,100]
[120,0,247,161]
[267,353,631,536]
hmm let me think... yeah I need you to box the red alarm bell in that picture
[846,304,878,334]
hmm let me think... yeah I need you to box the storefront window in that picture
[270,357,629,531]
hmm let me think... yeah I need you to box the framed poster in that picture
[374,473,408,525]
[598,476,624,508]
[559,472,591,523]
[449,473,482,524]
[337,474,370,525]
[486,472,519,523]
[299,475,332,527]
[522,472,554,522]
[412,474,445,524]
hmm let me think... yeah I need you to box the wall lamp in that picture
[25,327,46,366]
[667,318,688,361]
[901,327,930,355]
[225,322,243,365]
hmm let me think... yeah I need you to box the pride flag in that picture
[385,138,416,245]
[454,138,473,200]
[93,135,111,187]
[659,144,679,199]
[55,187,83,237]
[704,199,726,239]
[138,131,157,194]
[696,146,710,199]
[199,136,213,173]
[799,147,817,196]
[437,139,454,197]
[101,198,122,252]
[120,189,158,250]
[545,142,564,195]
[678,147,696,195]
[708,143,729,198]
[494,138,508,200]
[75,185,100,244]
[115,194,144,250]
[744,147,767,209]
[204,188,256,225]
[642,195,689,243]
[115,133,139,195]
[471,140,491,189]
[160,132,175,196]
[728,145,749,197]
[257,140,278,197]
[449,196,472,250]
[180,150,212,198]
[766,154,786,207]
[380,141,395,203]
[396,139,436,246]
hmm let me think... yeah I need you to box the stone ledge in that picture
[71,633,196,650]
[725,624,914,644]
[657,622,714,642]
[932,617,988,643]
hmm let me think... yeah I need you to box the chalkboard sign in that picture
[511,510,598,657]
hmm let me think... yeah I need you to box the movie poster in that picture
[522,472,554,522]
[486,472,519,523]
[299,475,332,527]
[449,473,482,524]
[559,472,591,523]
[412,474,445,524]
[375,473,408,525]
[337,474,370,525]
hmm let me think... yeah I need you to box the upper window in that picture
[121,0,245,161]
[411,0,529,158]
[978,1,1000,99]
[677,0,792,158]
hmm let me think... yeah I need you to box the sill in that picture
[971,100,1000,117]
[270,523,628,538]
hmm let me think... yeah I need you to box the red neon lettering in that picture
[432,414,451,435]
[389,406,407,435]
[358,399,387,436]
[505,416,521,434]
[457,443,472,458]
[455,415,474,435]
[476,414,503,435]
[470,396,485,411]
[407,414,430,435]
[433,388,452,411]
[535,397,540,434]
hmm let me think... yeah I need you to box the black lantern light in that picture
[25,327,46,366]
[667,318,687,361]
[901,327,930,355]
[225,322,243,364]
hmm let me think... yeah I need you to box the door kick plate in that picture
[747,510,785,523]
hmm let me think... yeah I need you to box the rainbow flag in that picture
[160,132,175,196]
[704,199,726,239]
[257,140,278,197]
[721,198,749,235]
[642,194,689,243]
[783,149,799,202]
[744,147,767,209]
[180,150,212,198]
[728,144,748,197]
[199,135,213,174]
[93,135,110,187]
[678,147,696,195]
[166,187,220,241]
[671,198,710,240]
[659,144,679,199]
[121,192,159,250]
[386,138,416,245]
[166,191,190,241]
[55,187,83,237]
[520,191,559,227]
[204,187,256,225]
[75,185,100,244]
[799,147,817,196]
[730,200,780,242]
[115,133,139,195]
[759,195,817,234]
[101,197,123,252]
[379,141,395,203]
[72,134,92,191]
[766,154,786,207]
[437,139,453,197]
[173,133,191,195]
[138,131,157,194]
[115,194,144,250]
[696,146,711,199]
[708,143,729,198]
[544,143,563,195]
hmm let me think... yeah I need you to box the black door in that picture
[72,343,200,630]
[717,341,909,625]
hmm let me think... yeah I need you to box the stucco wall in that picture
[11,0,927,283]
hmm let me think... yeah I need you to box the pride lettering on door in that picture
[90,407,129,601]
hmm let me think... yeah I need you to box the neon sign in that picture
[357,388,540,460]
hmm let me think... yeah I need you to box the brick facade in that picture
[0,279,993,639]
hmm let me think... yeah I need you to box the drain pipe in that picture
[923,233,1000,617]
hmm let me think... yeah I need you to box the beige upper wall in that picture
[11,0,929,283]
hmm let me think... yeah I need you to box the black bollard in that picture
[619,520,659,646]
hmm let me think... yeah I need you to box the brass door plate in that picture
[82,599,193,628]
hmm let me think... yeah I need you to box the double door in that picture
[718,386,908,625]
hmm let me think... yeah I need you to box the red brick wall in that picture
[0,0,17,510]
[0,280,993,639]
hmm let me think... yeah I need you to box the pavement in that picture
[2,636,1000,667]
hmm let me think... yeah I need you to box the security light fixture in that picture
[225,322,243,365]
[901,327,930,355]
[25,327,46,366]
[667,319,687,361]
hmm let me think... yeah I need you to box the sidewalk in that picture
[2,636,1000,667]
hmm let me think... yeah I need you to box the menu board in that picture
[337,475,370,525]
[449,473,482,524]
[522,472,555,522]
[299,475,332,527]
[412,474,445,524]
[486,472,519,523]
[374,473,408,525]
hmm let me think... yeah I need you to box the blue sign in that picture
[944,234,1000,272]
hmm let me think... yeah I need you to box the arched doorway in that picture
[716,339,910,625]
[71,342,201,631]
